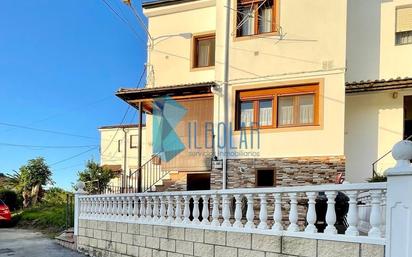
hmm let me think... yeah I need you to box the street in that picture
[0,229,85,257]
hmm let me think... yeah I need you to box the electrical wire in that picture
[0,122,97,140]
[50,146,99,167]
[0,142,98,149]
[101,0,146,45]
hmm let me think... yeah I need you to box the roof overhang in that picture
[346,78,412,94]
[142,0,198,9]
[116,82,215,113]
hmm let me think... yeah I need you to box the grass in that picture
[10,204,73,237]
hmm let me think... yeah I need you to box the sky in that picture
[0,0,148,190]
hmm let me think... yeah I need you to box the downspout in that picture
[222,0,231,190]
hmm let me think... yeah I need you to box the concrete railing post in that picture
[74,181,87,237]
[385,140,412,257]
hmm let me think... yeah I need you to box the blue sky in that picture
[0,0,147,190]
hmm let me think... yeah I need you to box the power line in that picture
[0,142,98,149]
[127,1,153,42]
[101,0,147,45]
[101,65,147,157]
[0,122,97,140]
[50,146,99,167]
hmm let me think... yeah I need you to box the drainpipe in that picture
[122,128,128,193]
[222,0,231,190]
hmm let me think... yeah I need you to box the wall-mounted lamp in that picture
[393,92,399,99]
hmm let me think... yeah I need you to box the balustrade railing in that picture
[77,182,386,243]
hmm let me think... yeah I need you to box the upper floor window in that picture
[193,34,215,68]
[130,135,138,148]
[117,139,122,152]
[396,6,412,45]
[236,84,320,129]
[237,0,278,37]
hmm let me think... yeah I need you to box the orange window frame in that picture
[236,0,279,37]
[236,84,320,130]
[192,34,216,68]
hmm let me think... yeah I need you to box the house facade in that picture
[115,0,412,192]
[99,124,148,191]
[345,0,412,182]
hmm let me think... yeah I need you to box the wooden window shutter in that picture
[396,6,412,32]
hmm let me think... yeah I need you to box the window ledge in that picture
[232,125,322,134]
[190,66,215,72]
[234,31,281,42]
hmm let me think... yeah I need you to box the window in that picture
[396,6,412,45]
[117,139,122,152]
[278,94,315,127]
[256,169,275,187]
[237,0,278,37]
[236,84,320,129]
[130,135,138,148]
[193,34,215,68]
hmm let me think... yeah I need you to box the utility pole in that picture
[122,127,128,193]
[137,101,143,192]
[222,0,231,190]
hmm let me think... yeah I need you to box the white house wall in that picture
[345,90,412,183]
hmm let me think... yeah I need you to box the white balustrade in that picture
[345,191,359,236]
[192,196,200,224]
[174,196,182,224]
[152,196,159,222]
[77,182,387,243]
[221,194,231,227]
[324,191,337,234]
[146,197,153,222]
[182,196,190,224]
[305,192,317,233]
[272,193,283,232]
[258,194,268,230]
[287,193,299,232]
[211,194,220,227]
[201,195,210,225]
[245,194,255,229]
[233,194,243,228]
[166,196,174,224]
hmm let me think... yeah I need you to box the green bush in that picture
[42,187,71,206]
[0,189,20,211]
[368,175,387,182]
[18,204,73,236]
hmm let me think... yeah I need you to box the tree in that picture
[77,160,115,194]
[18,157,53,207]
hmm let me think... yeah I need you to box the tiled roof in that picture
[99,124,145,130]
[116,81,215,101]
[142,0,198,9]
[346,77,412,93]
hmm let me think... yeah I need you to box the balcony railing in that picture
[77,182,386,244]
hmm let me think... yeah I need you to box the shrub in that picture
[368,175,387,183]
[0,189,20,211]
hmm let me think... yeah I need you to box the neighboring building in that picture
[114,0,412,191]
[99,124,148,190]
[345,0,412,182]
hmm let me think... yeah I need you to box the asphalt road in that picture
[0,229,85,257]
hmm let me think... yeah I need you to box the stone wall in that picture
[211,156,346,190]
[77,220,383,257]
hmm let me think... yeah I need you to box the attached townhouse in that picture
[99,124,148,192]
[113,0,412,192]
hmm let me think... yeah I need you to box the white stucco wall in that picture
[346,0,381,82]
[380,0,412,79]
[143,0,348,160]
[145,0,216,87]
[344,90,412,183]
[99,126,148,176]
